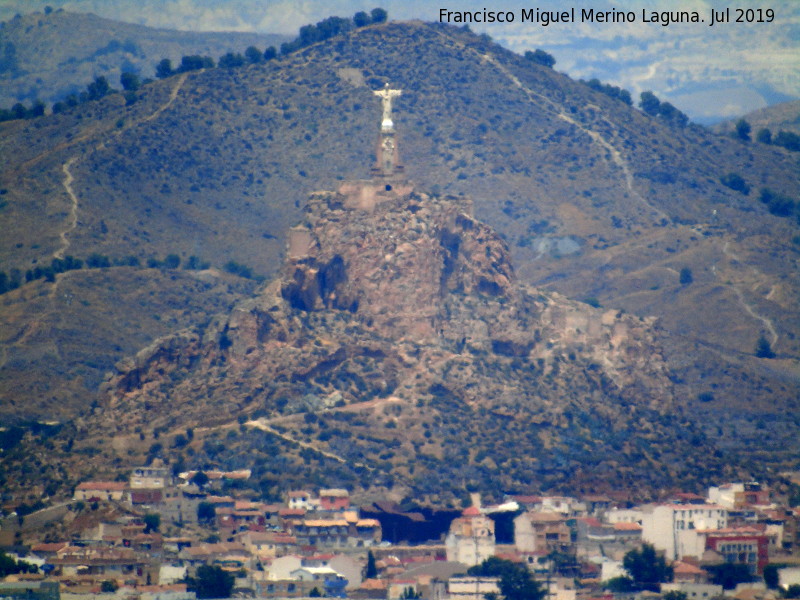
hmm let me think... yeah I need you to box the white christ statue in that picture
[374,83,402,132]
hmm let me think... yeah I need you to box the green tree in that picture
[706,563,753,589]
[720,172,750,195]
[640,91,661,116]
[120,71,140,91]
[679,267,693,285]
[197,501,216,524]
[371,7,388,23]
[156,58,173,79]
[603,577,635,593]
[245,46,263,64]
[218,52,245,68]
[622,543,672,592]
[86,76,111,101]
[143,513,160,533]
[29,99,45,117]
[468,557,545,600]
[354,11,371,27]
[524,49,556,68]
[365,550,378,578]
[774,130,800,152]
[309,588,321,598]
[163,254,181,269]
[263,46,277,61]
[191,470,210,487]
[178,55,214,72]
[764,564,786,589]
[86,253,111,268]
[400,586,420,599]
[663,591,688,600]
[735,118,751,141]
[191,565,234,599]
[101,580,119,593]
[756,128,772,144]
[755,335,775,358]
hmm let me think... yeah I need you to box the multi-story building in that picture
[445,507,495,566]
[130,466,170,489]
[514,511,572,554]
[708,482,770,509]
[641,504,728,560]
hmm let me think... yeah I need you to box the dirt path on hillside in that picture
[720,240,778,346]
[433,30,671,225]
[53,73,189,261]
[245,418,373,470]
[54,157,79,260]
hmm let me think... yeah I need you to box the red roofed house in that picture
[703,528,769,575]
[672,561,709,584]
[319,489,350,511]
[73,482,127,501]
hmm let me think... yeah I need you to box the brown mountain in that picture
[5,167,732,503]
[0,8,287,107]
[0,19,799,503]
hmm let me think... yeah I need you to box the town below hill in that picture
[2,470,800,600]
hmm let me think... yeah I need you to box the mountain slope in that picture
[3,182,738,504]
[713,99,800,136]
[0,20,799,501]
[0,8,287,107]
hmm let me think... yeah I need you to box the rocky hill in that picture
[3,174,738,504]
[0,19,799,504]
[0,8,286,108]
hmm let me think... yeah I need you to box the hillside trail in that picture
[434,31,670,225]
[245,418,373,469]
[51,73,189,264]
[719,240,778,346]
[438,31,784,350]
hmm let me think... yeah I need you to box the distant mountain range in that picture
[0,18,798,504]
[713,100,800,137]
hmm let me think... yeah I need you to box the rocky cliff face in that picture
[96,178,699,498]
[109,181,671,411]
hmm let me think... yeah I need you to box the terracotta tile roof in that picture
[76,481,127,491]
[31,542,69,552]
[302,519,349,527]
[360,579,388,590]
[673,561,706,575]
[356,519,381,527]
[614,522,642,531]
[319,488,349,497]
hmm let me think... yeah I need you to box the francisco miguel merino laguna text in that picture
[438,7,776,26]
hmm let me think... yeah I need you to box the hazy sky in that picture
[2,0,798,122]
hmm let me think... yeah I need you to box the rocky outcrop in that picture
[101,179,684,495]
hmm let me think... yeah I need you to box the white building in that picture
[599,558,626,582]
[661,583,723,599]
[130,466,169,489]
[263,555,302,580]
[445,507,495,566]
[446,577,500,600]
[287,490,318,510]
[604,508,644,525]
[641,504,727,561]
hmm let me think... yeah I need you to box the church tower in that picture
[372,83,404,177]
